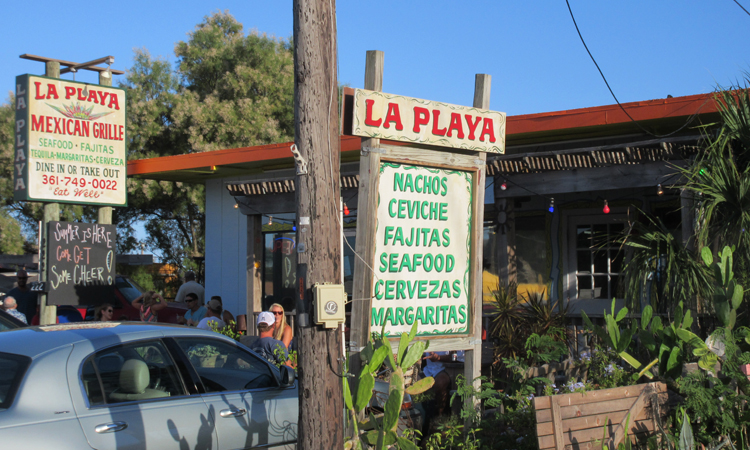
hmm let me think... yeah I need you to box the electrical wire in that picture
[564,0,710,138]
[732,0,750,17]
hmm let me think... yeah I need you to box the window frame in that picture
[0,351,32,410]
[78,338,191,409]
[170,336,283,395]
[564,211,628,315]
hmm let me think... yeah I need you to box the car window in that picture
[81,340,186,406]
[0,352,31,409]
[175,338,277,392]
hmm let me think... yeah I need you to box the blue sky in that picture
[2,1,750,116]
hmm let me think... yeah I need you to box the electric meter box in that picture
[313,283,346,328]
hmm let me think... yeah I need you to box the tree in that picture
[0,94,90,254]
[121,11,295,275]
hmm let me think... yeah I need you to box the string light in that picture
[343,204,350,216]
[268,215,273,226]
[548,198,555,213]
[500,180,507,191]
[657,184,664,196]
[603,200,610,214]
[233,203,239,209]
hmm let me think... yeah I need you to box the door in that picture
[173,337,298,449]
[70,339,218,450]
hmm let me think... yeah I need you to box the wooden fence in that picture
[533,382,668,450]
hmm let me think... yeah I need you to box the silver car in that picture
[0,322,297,449]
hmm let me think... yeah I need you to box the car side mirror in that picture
[279,365,296,387]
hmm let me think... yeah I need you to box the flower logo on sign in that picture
[46,102,113,121]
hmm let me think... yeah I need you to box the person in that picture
[249,312,293,367]
[270,303,293,349]
[175,271,205,305]
[196,299,227,331]
[95,302,115,322]
[132,291,167,323]
[179,293,207,326]
[7,269,38,323]
[422,350,464,417]
[210,295,235,326]
[3,296,27,324]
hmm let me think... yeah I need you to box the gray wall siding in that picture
[204,177,248,317]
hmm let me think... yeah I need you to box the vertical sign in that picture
[371,162,473,336]
[14,74,127,206]
[47,221,116,305]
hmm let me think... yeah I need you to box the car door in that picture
[172,337,298,450]
[69,339,218,450]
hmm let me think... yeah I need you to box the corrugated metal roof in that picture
[227,174,360,196]
[227,138,701,197]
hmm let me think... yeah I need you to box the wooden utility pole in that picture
[39,60,61,326]
[98,69,113,225]
[293,0,344,449]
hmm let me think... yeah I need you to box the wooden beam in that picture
[246,215,263,336]
[494,161,684,199]
[349,50,384,419]
[551,396,566,450]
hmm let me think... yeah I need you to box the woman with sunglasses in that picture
[96,302,115,322]
[269,303,293,349]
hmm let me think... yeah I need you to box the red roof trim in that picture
[128,93,719,176]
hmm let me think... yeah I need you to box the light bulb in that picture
[268,216,273,226]
[548,198,555,213]
[500,181,507,191]
[603,200,610,214]
[343,204,350,216]
[657,184,664,196]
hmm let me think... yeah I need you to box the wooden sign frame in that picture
[348,51,498,401]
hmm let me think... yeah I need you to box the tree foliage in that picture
[121,11,294,273]
[0,11,294,270]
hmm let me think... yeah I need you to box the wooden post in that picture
[465,74,491,410]
[293,0,344,448]
[246,214,263,335]
[39,61,60,326]
[349,49,384,411]
[98,70,113,225]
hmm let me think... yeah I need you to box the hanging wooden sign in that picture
[13,74,127,206]
[371,162,473,336]
[349,88,505,154]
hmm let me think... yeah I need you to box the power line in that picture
[733,0,750,17]
[564,0,708,138]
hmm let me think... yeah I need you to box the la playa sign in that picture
[14,75,127,206]
[351,89,506,154]
[371,162,473,336]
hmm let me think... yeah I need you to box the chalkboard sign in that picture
[46,221,116,306]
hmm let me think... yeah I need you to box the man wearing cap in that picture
[196,299,226,331]
[249,312,292,367]
[7,270,37,323]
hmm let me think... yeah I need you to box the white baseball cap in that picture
[257,311,275,326]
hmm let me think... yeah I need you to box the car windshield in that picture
[115,277,144,304]
[0,352,31,409]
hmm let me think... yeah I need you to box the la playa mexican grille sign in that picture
[14,75,127,206]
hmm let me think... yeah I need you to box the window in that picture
[175,338,277,392]
[567,215,627,314]
[81,340,186,406]
[0,352,31,409]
